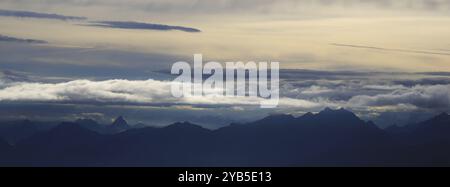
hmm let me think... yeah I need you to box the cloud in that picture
[2,67,448,113]
[348,84,450,110]
[331,43,450,56]
[0,70,33,89]
[0,43,187,80]
[0,69,449,128]
[277,69,450,112]
[0,35,47,44]
[0,9,86,20]
[0,79,317,109]
[86,21,201,32]
[11,0,447,14]
[2,72,449,114]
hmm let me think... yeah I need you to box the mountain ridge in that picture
[0,108,449,166]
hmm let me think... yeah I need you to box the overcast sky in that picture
[0,0,449,128]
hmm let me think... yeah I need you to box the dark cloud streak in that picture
[87,21,201,32]
[0,9,86,21]
[0,35,47,44]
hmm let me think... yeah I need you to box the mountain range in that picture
[0,108,449,166]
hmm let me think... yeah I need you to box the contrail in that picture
[330,43,450,56]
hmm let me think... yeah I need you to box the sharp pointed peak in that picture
[256,114,296,124]
[111,116,129,128]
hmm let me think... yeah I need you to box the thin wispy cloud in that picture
[0,9,86,21]
[87,21,201,32]
[0,35,47,44]
[331,43,450,56]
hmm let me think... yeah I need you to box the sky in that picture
[0,0,449,128]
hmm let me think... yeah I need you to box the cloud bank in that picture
[0,70,449,128]
[0,79,316,109]
[1,74,449,112]
[348,84,450,110]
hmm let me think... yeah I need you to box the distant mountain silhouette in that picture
[0,120,57,144]
[75,118,105,133]
[414,112,450,132]
[386,112,450,136]
[1,108,450,166]
[404,112,450,143]
[109,116,131,132]
[75,116,131,134]
[0,117,132,145]
[0,138,11,163]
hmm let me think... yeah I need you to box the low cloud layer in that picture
[1,73,449,111]
[87,21,201,32]
[0,9,86,20]
[348,84,450,110]
[0,78,316,109]
[0,70,449,128]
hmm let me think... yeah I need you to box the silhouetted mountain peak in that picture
[313,107,364,126]
[111,116,129,129]
[249,114,296,126]
[165,121,210,133]
[404,112,450,141]
[297,112,315,121]
[319,107,351,114]
[322,107,334,112]
[302,112,314,117]
[419,112,450,127]
[167,121,199,128]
